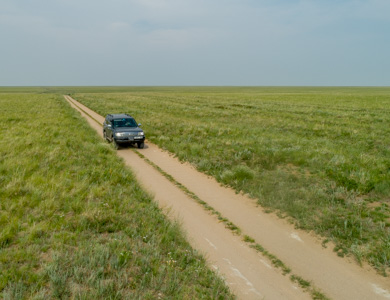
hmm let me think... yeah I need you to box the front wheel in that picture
[137,142,144,149]
[103,130,109,141]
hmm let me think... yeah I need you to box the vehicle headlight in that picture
[138,132,144,136]
[115,132,124,137]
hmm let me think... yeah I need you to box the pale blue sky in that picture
[1,0,389,86]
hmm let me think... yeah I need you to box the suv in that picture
[103,114,145,149]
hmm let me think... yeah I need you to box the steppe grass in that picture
[72,87,390,274]
[0,92,233,299]
[133,151,330,300]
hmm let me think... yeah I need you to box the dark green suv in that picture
[103,114,145,149]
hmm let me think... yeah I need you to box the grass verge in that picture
[132,150,329,300]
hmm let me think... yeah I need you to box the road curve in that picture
[65,95,390,300]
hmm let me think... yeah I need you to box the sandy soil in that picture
[65,95,390,300]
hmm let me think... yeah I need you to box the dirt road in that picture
[65,95,390,300]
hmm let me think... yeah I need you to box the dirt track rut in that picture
[65,95,390,300]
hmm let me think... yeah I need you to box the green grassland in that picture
[71,87,390,274]
[0,92,233,299]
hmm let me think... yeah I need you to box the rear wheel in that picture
[137,142,144,149]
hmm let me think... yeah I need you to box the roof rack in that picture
[106,113,133,120]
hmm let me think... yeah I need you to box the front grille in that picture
[118,132,137,137]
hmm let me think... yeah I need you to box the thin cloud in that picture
[0,0,389,85]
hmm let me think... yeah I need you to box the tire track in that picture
[65,95,390,300]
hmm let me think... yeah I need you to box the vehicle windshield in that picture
[113,118,137,128]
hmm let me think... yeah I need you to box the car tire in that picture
[103,130,109,141]
[137,142,145,149]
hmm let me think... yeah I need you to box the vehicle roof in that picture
[106,113,133,119]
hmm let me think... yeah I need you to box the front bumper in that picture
[114,136,145,144]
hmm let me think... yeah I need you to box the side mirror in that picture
[138,123,142,127]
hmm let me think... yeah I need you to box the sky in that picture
[0,0,389,86]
